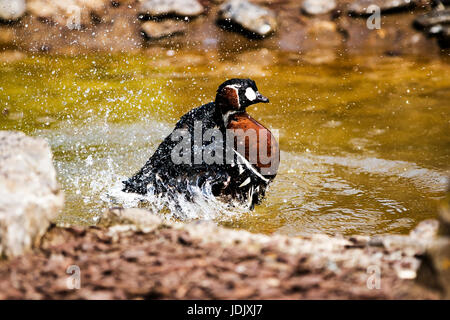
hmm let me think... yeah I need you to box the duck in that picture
[122,78,279,209]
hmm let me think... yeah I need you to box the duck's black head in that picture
[215,78,269,113]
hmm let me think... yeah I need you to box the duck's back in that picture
[122,102,222,194]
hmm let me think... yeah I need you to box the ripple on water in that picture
[233,151,448,236]
[27,110,450,235]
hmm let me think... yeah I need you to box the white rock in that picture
[139,0,204,17]
[100,207,162,231]
[0,131,64,259]
[218,0,277,37]
[302,0,336,15]
[27,0,107,27]
[0,0,26,21]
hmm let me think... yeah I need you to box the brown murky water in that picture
[0,50,449,236]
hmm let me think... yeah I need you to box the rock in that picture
[301,0,336,16]
[0,201,442,299]
[0,131,64,259]
[416,187,450,298]
[0,0,26,21]
[0,27,14,46]
[218,0,277,37]
[409,219,439,240]
[414,8,450,47]
[414,8,450,29]
[141,20,187,39]
[99,207,163,232]
[27,0,107,27]
[139,0,204,18]
[0,50,26,63]
[416,238,450,298]
[438,184,450,236]
[429,23,450,36]
[368,220,439,257]
[348,0,419,16]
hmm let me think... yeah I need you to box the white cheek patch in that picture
[245,87,257,101]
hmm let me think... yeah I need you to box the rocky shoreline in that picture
[0,207,445,299]
[0,131,449,299]
[0,0,449,59]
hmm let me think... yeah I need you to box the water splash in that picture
[37,117,249,224]
[103,177,248,222]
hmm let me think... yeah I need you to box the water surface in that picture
[0,51,449,236]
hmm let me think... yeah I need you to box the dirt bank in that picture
[0,208,442,299]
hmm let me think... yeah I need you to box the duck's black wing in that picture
[122,102,229,195]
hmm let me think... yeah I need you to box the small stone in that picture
[414,8,450,29]
[0,51,26,64]
[218,0,277,37]
[348,235,370,247]
[414,7,450,47]
[27,0,107,27]
[438,184,450,236]
[99,207,163,231]
[416,238,450,298]
[0,131,64,259]
[348,0,419,16]
[141,20,187,39]
[122,249,145,261]
[0,0,26,21]
[139,0,204,18]
[0,27,14,46]
[409,219,439,240]
[302,0,336,16]
[178,232,193,246]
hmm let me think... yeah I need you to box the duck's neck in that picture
[214,101,240,128]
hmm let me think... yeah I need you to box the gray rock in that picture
[302,0,336,16]
[0,131,64,259]
[369,220,439,256]
[416,187,450,297]
[438,184,450,236]
[139,0,204,18]
[416,237,450,298]
[99,207,162,233]
[414,8,450,47]
[27,0,107,27]
[348,0,419,15]
[141,20,187,39]
[0,0,26,21]
[414,8,450,29]
[218,0,277,37]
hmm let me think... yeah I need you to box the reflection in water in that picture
[0,52,449,236]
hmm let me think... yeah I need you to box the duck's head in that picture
[215,78,269,115]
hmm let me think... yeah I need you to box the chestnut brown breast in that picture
[227,112,279,176]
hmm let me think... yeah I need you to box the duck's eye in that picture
[245,87,257,101]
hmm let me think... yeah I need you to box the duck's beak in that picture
[256,91,269,103]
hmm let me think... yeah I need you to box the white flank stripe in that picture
[233,150,269,183]
[239,177,251,188]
